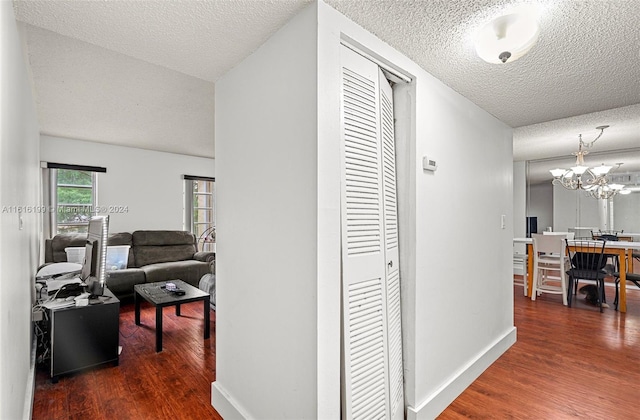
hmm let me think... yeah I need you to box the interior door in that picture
[379,68,403,420]
[340,45,403,420]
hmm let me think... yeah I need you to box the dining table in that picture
[513,237,640,313]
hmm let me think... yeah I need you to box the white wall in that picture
[513,162,527,237]
[513,161,527,258]
[613,192,640,233]
[552,186,640,235]
[212,4,322,419]
[553,184,600,233]
[409,60,514,419]
[214,2,515,419]
[40,136,214,235]
[0,10,41,420]
[529,182,553,232]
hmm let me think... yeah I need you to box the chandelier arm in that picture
[581,126,608,149]
[584,169,596,184]
[554,172,580,190]
[610,163,623,174]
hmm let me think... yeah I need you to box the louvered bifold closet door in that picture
[378,69,404,420]
[340,45,391,420]
[339,46,405,420]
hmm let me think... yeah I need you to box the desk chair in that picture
[566,240,608,312]
[531,234,568,305]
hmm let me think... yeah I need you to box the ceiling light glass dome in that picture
[474,8,540,64]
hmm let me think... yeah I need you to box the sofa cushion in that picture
[133,245,195,267]
[50,233,86,263]
[141,260,211,288]
[48,232,134,264]
[132,230,195,246]
[132,231,197,267]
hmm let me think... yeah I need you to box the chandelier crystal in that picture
[549,125,629,199]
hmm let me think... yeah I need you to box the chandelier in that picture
[549,125,630,199]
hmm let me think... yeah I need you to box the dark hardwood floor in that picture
[33,281,640,419]
[32,300,223,420]
[440,281,640,419]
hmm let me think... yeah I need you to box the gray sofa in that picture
[44,230,215,299]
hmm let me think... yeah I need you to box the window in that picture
[184,176,215,252]
[43,162,105,237]
[55,169,96,234]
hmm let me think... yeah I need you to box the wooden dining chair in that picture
[531,234,568,305]
[612,271,640,311]
[599,234,621,273]
[565,240,608,312]
[543,231,575,240]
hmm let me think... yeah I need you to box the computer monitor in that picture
[81,215,109,297]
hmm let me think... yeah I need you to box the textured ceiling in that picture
[523,105,640,184]
[23,25,216,158]
[329,0,640,128]
[14,0,311,83]
[12,0,640,161]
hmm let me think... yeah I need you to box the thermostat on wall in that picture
[422,156,437,172]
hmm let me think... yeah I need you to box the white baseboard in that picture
[406,327,517,420]
[211,381,251,419]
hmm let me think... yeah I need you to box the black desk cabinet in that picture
[49,288,120,382]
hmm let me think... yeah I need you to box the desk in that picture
[48,288,120,382]
[514,238,640,313]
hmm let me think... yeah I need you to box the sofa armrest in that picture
[194,251,216,264]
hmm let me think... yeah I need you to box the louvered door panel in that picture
[386,269,402,416]
[348,278,386,419]
[380,82,398,252]
[340,46,390,420]
[379,69,404,420]
[343,67,382,256]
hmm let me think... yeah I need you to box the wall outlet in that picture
[501,214,506,229]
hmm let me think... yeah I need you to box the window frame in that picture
[43,162,105,237]
[184,175,216,252]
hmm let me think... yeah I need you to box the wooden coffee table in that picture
[134,280,210,352]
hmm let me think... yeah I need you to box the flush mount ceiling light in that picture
[474,7,540,64]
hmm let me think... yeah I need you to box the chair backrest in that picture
[599,234,618,242]
[598,229,622,235]
[566,240,607,277]
[543,231,575,240]
[532,233,566,256]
